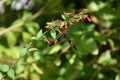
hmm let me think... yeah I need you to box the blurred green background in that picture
[0,0,120,80]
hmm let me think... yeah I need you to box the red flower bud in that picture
[57,19,62,23]
[45,25,51,29]
[64,25,68,29]
[54,40,58,44]
[74,15,77,19]
[82,16,86,22]
[61,27,65,30]
[65,12,72,16]
[69,21,73,26]
[86,16,91,22]
[75,19,79,22]
[57,29,62,34]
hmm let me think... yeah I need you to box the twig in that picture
[90,66,104,80]
[110,67,120,74]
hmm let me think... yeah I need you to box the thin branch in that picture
[0,22,25,36]
[90,66,104,80]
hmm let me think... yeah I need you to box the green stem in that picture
[10,56,23,69]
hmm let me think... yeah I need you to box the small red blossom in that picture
[82,15,86,22]
[74,19,79,22]
[61,24,68,30]
[64,12,72,16]
[54,40,58,44]
[69,21,73,26]
[45,25,51,29]
[74,15,77,19]
[86,16,91,22]
[57,19,62,23]
[82,15,91,22]
[64,25,68,29]
[61,27,65,30]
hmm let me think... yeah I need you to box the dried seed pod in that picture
[43,36,50,45]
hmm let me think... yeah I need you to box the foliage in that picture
[0,0,120,80]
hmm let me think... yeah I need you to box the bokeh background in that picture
[0,0,120,80]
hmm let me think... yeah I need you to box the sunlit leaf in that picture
[88,1,99,11]
[107,38,114,49]
[60,21,65,28]
[94,31,107,45]
[28,48,38,52]
[98,50,116,65]
[30,73,40,80]
[78,38,98,55]
[22,32,32,43]
[0,72,3,80]
[30,36,37,40]
[59,68,66,76]
[54,58,61,66]
[61,14,66,20]
[36,29,42,39]
[97,73,104,79]
[50,30,56,39]
[6,32,16,48]
[7,69,14,80]
[20,48,27,56]
[25,22,39,34]
[16,65,25,74]
[22,11,32,21]
[115,74,120,80]
[69,54,76,64]
[74,61,84,70]
[12,19,21,25]
[49,45,62,54]
[0,64,9,72]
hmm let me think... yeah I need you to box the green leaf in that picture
[7,69,14,80]
[50,30,56,39]
[78,38,98,55]
[0,64,9,72]
[25,22,39,34]
[36,29,42,39]
[22,32,31,43]
[61,14,66,20]
[12,19,21,25]
[60,22,65,28]
[115,74,120,80]
[16,65,25,74]
[107,38,114,49]
[22,11,32,21]
[6,32,16,47]
[69,54,76,64]
[30,36,37,40]
[94,31,106,45]
[20,48,27,56]
[0,72,3,80]
[49,45,62,54]
[54,58,61,66]
[28,48,38,52]
[98,50,116,65]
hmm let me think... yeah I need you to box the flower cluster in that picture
[45,12,91,33]
[42,11,91,46]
